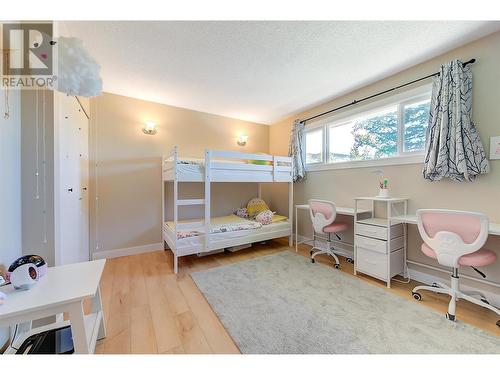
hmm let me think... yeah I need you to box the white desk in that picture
[295,204,370,253]
[0,259,106,354]
[390,214,500,290]
[391,214,500,236]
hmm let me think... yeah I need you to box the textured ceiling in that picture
[60,21,500,124]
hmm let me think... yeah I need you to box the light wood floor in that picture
[91,239,499,354]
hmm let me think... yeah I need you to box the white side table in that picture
[0,259,106,354]
[354,197,408,288]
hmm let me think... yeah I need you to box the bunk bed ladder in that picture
[172,146,179,274]
[172,148,210,273]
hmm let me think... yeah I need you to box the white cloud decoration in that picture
[56,37,102,97]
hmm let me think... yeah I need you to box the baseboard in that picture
[408,266,500,307]
[92,242,163,260]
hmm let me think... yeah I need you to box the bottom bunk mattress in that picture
[163,214,290,256]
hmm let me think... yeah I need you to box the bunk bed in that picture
[161,147,293,273]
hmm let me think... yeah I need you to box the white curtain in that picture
[423,59,489,182]
[288,119,306,182]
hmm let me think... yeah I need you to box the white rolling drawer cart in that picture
[354,197,408,288]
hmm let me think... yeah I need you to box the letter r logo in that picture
[2,23,53,76]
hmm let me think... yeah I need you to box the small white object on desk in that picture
[377,177,390,198]
[10,263,39,290]
[0,259,106,354]
[377,188,390,198]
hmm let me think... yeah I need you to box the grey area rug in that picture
[191,251,500,354]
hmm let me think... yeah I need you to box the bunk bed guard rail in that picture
[162,148,292,182]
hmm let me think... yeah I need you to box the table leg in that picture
[295,206,298,252]
[387,200,391,289]
[92,286,106,340]
[68,301,89,354]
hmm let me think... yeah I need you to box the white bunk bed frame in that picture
[161,147,293,273]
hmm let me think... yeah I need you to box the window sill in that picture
[306,154,424,172]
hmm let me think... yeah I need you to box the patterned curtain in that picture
[288,119,306,182]
[423,59,490,182]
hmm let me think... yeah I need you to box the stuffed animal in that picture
[235,207,248,218]
[246,197,270,219]
[255,210,274,225]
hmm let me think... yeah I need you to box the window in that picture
[305,127,323,164]
[403,98,431,152]
[304,86,431,169]
[328,106,398,163]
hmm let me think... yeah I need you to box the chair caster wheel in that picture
[346,258,354,264]
[310,250,314,256]
[446,313,456,321]
[412,292,422,301]
[481,298,490,305]
[311,259,315,264]
[496,320,500,328]
[432,282,439,288]
[334,264,340,269]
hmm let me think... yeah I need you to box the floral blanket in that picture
[165,215,263,239]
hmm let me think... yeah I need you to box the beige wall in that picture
[89,93,269,254]
[267,31,500,293]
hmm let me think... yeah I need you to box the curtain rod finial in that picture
[463,58,476,66]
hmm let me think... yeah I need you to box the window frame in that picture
[400,95,432,155]
[304,126,324,166]
[304,84,432,171]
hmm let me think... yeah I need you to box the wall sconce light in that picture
[237,134,248,146]
[143,120,157,135]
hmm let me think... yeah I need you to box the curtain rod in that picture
[302,58,476,124]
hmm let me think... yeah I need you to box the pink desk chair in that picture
[308,199,350,269]
[412,209,500,326]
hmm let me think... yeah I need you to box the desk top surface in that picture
[296,204,370,216]
[0,259,106,319]
[391,215,500,236]
[355,196,408,202]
